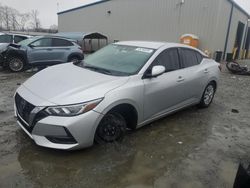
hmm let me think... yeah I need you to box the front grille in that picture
[15,93,35,126]
[32,111,49,127]
[17,115,33,133]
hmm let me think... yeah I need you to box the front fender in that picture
[96,99,140,117]
[6,47,28,64]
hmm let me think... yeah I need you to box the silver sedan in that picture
[14,41,220,150]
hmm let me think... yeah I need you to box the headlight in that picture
[45,98,103,116]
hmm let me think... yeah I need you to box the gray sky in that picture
[0,0,249,28]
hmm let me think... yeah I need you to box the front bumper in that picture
[15,98,104,150]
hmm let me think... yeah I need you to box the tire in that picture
[68,56,81,63]
[8,57,25,72]
[198,82,216,108]
[95,112,127,144]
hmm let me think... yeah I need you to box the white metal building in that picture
[58,0,250,59]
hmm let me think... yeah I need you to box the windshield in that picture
[18,36,41,46]
[79,44,155,76]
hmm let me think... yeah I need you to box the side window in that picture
[153,48,180,72]
[31,38,52,47]
[180,48,199,68]
[0,34,13,43]
[14,35,28,43]
[196,52,203,64]
[52,38,73,47]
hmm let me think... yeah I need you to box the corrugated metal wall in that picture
[58,0,249,55]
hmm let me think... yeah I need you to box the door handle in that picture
[177,76,185,82]
[204,69,209,73]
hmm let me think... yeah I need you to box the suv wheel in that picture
[199,82,216,108]
[69,56,81,63]
[95,112,126,143]
[8,57,25,72]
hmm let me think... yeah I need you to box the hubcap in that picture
[98,114,123,142]
[71,58,79,63]
[204,85,214,105]
[103,124,117,136]
[10,58,23,71]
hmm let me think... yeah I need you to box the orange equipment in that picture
[180,34,199,48]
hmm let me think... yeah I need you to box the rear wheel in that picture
[8,57,25,72]
[198,82,216,108]
[69,56,81,63]
[95,112,126,144]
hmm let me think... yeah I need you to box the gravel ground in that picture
[0,62,249,188]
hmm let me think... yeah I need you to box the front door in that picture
[143,48,183,120]
[27,38,54,65]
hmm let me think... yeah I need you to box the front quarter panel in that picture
[6,46,28,63]
[94,76,144,125]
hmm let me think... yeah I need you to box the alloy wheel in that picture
[203,85,215,105]
[9,58,24,72]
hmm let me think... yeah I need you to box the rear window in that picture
[0,34,13,43]
[52,38,73,47]
[180,48,199,68]
[196,52,204,63]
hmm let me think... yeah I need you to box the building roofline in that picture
[57,0,111,15]
[57,0,249,18]
[228,0,250,18]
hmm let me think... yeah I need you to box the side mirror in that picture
[151,65,166,77]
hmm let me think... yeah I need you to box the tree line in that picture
[0,4,58,33]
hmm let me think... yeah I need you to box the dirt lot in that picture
[0,62,249,188]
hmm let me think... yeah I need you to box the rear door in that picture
[177,48,207,102]
[143,48,184,120]
[51,38,74,63]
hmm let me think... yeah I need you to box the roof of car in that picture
[34,35,76,42]
[53,32,108,41]
[3,33,32,38]
[115,41,166,49]
[115,41,207,56]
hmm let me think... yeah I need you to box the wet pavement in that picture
[0,63,250,188]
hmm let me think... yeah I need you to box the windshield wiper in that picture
[84,65,112,75]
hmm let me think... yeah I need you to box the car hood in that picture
[21,63,129,106]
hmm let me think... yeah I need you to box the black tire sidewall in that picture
[199,83,216,108]
[95,112,126,144]
[69,56,80,63]
[8,57,25,72]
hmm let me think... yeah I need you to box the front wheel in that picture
[95,112,126,144]
[198,83,216,108]
[8,57,25,72]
